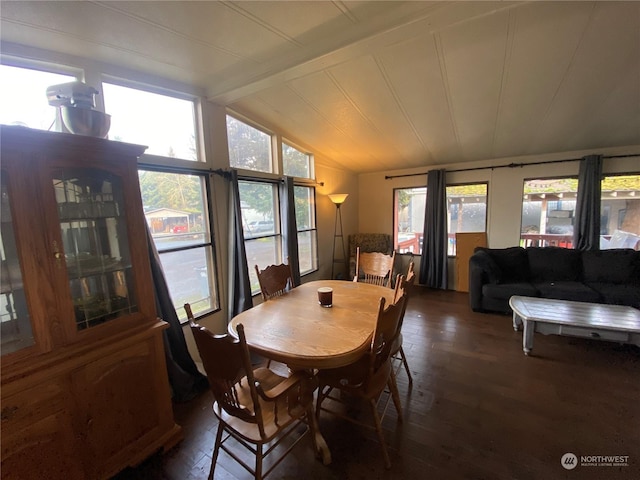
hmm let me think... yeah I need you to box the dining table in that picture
[228,279,395,466]
[228,280,395,370]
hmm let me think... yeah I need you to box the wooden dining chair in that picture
[353,246,396,288]
[391,262,415,386]
[255,257,295,301]
[189,319,325,479]
[315,292,408,469]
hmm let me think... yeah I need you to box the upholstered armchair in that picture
[348,233,393,280]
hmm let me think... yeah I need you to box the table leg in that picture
[523,320,534,355]
[512,312,523,331]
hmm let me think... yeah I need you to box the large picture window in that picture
[446,183,488,256]
[139,170,218,320]
[520,178,578,248]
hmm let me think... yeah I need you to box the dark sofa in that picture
[469,246,640,313]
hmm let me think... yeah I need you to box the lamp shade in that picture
[328,193,349,205]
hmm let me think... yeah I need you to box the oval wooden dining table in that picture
[228,280,395,370]
[228,279,394,466]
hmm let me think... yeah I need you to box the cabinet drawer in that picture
[559,325,630,343]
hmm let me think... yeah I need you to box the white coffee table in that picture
[509,296,640,355]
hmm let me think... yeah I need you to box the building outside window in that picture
[446,183,488,256]
[139,170,219,320]
[520,177,578,248]
[394,187,426,254]
[600,174,640,249]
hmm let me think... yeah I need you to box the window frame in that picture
[226,112,275,174]
[101,76,203,164]
[293,184,319,275]
[393,186,426,255]
[446,182,489,256]
[139,166,221,322]
[520,175,578,249]
[282,139,315,180]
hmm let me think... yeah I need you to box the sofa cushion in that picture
[527,247,581,282]
[582,249,640,285]
[470,250,503,283]
[482,282,539,300]
[587,282,640,308]
[477,247,530,283]
[532,281,601,303]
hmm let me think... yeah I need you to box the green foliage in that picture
[239,181,275,218]
[226,116,271,172]
[138,171,202,213]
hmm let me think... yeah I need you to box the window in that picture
[283,142,313,179]
[0,64,76,130]
[600,174,640,249]
[102,83,198,161]
[446,183,488,256]
[226,115,273,173]
[520,178,578,248]
[239,181,281,293]
[394,187,426,254]
[294,186,318,274]
[139,170,218,320]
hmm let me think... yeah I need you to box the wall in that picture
[359,146,640,288]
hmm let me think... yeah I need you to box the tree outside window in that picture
[226,115,272,173]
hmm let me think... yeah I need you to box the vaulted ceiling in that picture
[1,1,639,173]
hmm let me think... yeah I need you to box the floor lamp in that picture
[329,193,348,280]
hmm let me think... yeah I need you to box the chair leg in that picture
[399,346,413,386]
[209,422,225,480]
[388,373,403,422]
[369,398,391,469]
[255,443,263,480]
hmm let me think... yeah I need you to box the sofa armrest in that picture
[469,251,502,311]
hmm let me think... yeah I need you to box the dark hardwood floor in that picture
[115,288,640,479]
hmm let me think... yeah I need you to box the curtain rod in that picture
[214,168,325,186]
[384,153,639,180]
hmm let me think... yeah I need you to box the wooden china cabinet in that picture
[0,126,181,479]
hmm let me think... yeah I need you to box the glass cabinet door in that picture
[53,168,138,330]
[1,172,35,354]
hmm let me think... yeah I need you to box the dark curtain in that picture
[229,169,253,320]
[419,169,448,289]
[280,176,301,285]
[573,155,603,251]
[146,226,208,403]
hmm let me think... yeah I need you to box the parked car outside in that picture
[170,224,188,233]
[247,220,274,234]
